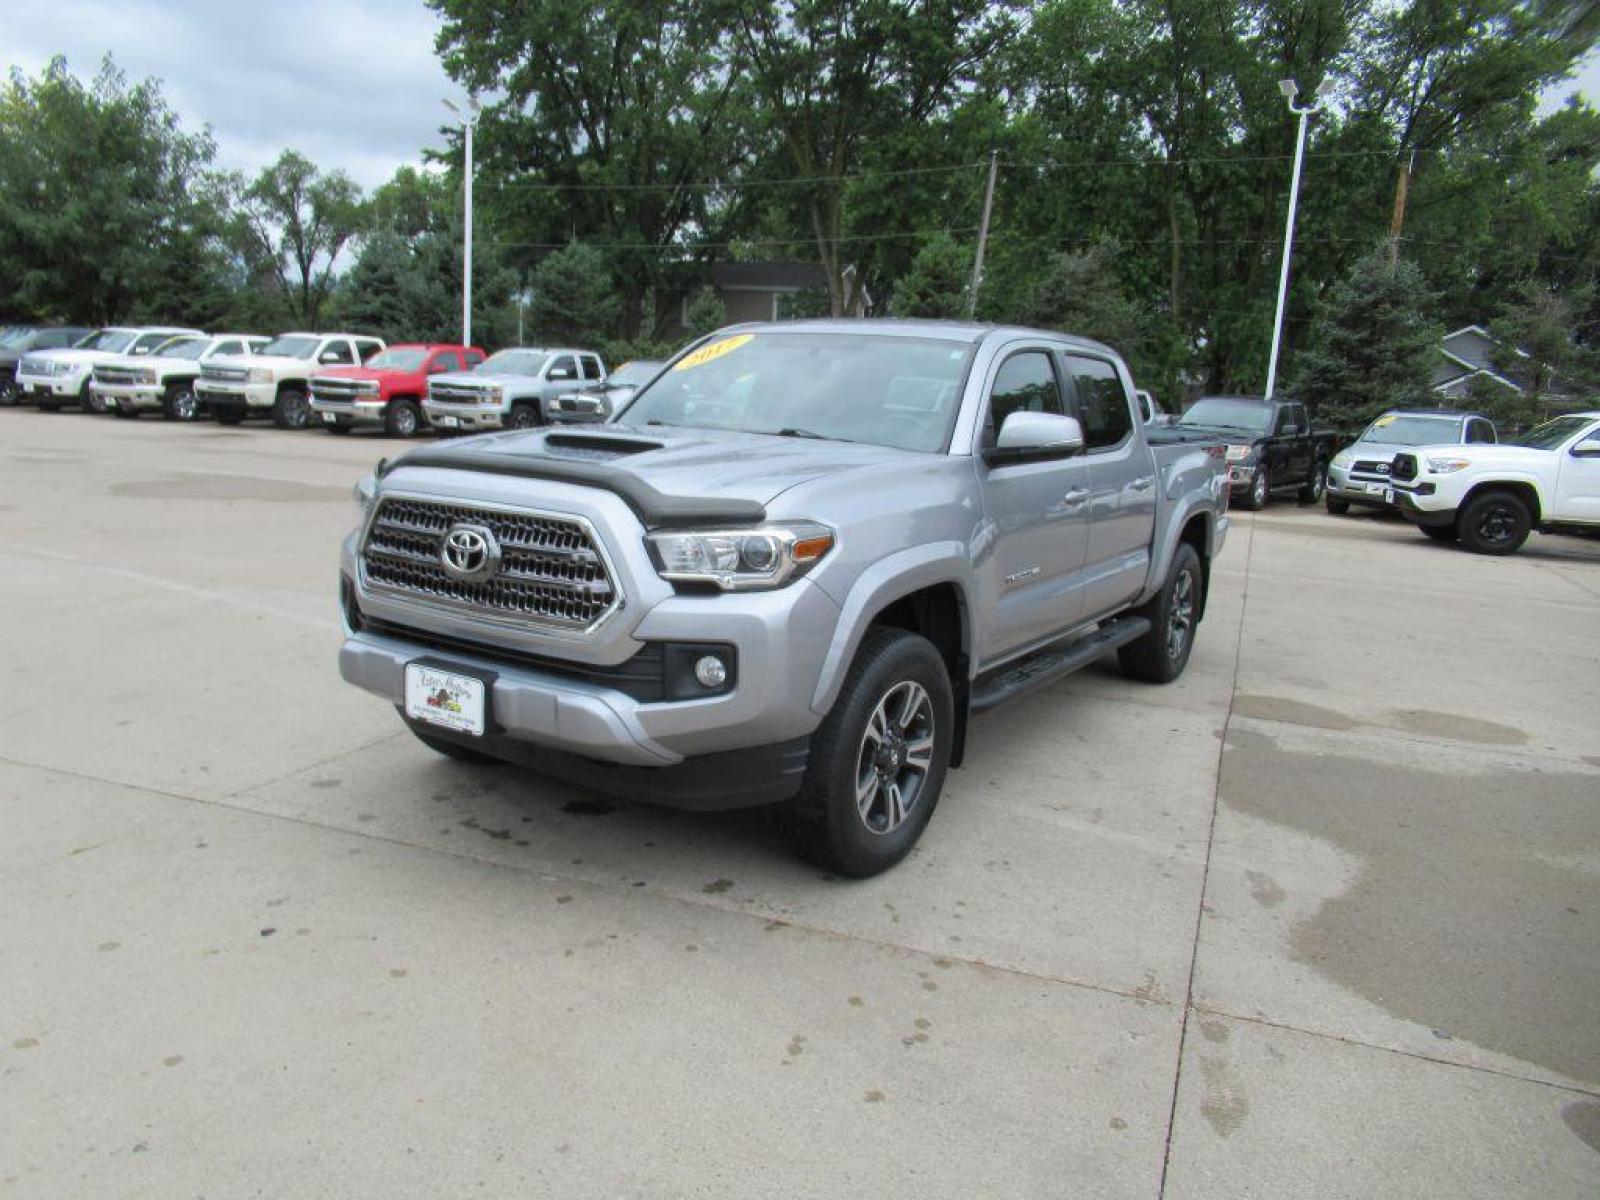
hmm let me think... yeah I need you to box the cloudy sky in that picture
[1,0,1596,193]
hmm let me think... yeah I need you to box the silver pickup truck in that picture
[338,321,1231,875]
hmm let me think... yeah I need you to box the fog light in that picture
[694,655,728,688]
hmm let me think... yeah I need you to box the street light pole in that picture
[1263,78,1333,402]
[442,97,480,348]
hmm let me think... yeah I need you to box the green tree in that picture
[681,286,727,337]
[1486,281,1597,411]
[890,234,970,318]
[1291,247,1444,431]
[234,150,366,327]
[526,242,622,345]
[1013,240,1149,358]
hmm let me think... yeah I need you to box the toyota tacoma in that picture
[338,321,1231,876]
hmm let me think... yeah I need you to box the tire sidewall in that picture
[1250,467,1269,509]
[387,399,420,438]
[165,385,198,422]
[1460,492,1531,555]
[275,387,309,428]
[509,403,539,429]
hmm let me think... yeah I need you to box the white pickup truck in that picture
[92,333,269,421]
[423,347,606,432]
[18,326,204,413]
[196,332,386,428]
[1387,411,1600,554]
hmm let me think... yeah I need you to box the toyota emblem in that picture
[439,523,501,584]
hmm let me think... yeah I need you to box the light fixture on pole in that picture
[1262,77,1335,402]
[442,97,481,348]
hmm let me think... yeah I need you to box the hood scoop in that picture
[542,431,664,461]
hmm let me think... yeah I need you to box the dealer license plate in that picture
[404,663,487,736]
[432,414,459,429]
[1364,482,1386,495]
[1384,488,1395,504]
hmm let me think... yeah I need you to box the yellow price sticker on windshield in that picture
[1373,415,1396,426]
[673,334,753,372]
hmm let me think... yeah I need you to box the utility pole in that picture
[1264,79,1333,403]
[967,151,999,318]
[442,97,480,347]
[1387,150,1415,272]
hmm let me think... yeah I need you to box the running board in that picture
[970,617,1152,714]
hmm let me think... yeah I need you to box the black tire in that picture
[36,398,59,413]
[112,404,139,419]
[1419,523,1457,543]
[0,375,17,406]
[410,727,501,764]
[1298,460,1328,503]
[782,628,953,878]
[214,408,245,426]
[1243,466,1270,511]
[271,386,310,429]
[81,383,104,414]
[1325,496,1351,515]
[164,384,200,422]
[1456,491,1531,556]
[1119,542,1203,684]
[385,397,422,438]
[325,421,353,435]
[508,402,541,430]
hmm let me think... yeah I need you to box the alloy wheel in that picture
[1167,568,1196,660]
[854,680,936,836]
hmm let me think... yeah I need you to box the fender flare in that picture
[810,542,977,716]
[1140,497,1215,603]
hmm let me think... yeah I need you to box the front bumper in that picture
[1386,483,1456,526]
[311,397,386,426]
[95,382,164,411]
[196,380,276,410]
[1227,464,1259,493]
[16,371,85,399]
[1327,465,1395,504]
[423,401,505,431]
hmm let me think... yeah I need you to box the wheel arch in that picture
[1461,478,1542,523]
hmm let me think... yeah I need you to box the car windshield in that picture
[617,332,973,452]
[1358,414,1463,446]
[477,349,547,375]
[1177,397,1273,435]
[1510,415,1598,451]
[0,327,33,348]
[259,335,320,358]
[608,360,663,387]
[154,338,208,361]
[365,349,427,371]
[79,329,139,353]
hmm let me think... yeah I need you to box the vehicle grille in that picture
[312,376,374,398]
[360,497,617,630]
[1390,454,1419,482]
[1352,459,1392,476]
[202,364,248,383]
[94,366,144,386]
[428,382,489,404]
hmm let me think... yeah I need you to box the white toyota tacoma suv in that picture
[423,347,605,432]
[1387,411,1600,554]
[17,326,204,413]
[196,331,385,428]
[92,333,270,421]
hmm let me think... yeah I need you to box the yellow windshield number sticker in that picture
[1373,415,1396,427]
[673,334,753,372]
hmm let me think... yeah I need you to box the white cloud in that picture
[0,0,464,189]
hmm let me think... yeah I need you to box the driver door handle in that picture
[1129,476,1155,491]
[1063,488,1090,505]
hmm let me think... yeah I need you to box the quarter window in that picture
[433,352,461,373]
[985,351,1064,444]
[1467,419,1496,444]
[1063,355,1133,449]
[582,355,603,381]
[319,341,354,365]
[549,355,578,379]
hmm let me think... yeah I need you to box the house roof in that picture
[710,262,830,292]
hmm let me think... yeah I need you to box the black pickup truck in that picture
[1173,395,1340,510]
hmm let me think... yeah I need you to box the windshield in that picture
[1357,414,1463,446]
[1510,415,1597,451]
[617,332,972,452]
[259,335,320,358]
[1177,397,1272,435]
[608,360,663,387]
[365,348,428,371]
[79,329,139,353]
[154,338,208,361]
[477,349,547,376]
[0,327,32,348]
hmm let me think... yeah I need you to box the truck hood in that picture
[1403,442,1553,468]
[315,365,410,384]
[429,370,535,388]
[212,353,311,373]
[387,424,927,510]
[22,347,128,367]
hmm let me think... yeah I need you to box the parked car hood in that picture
[212,353,314,372]
[428,370,537,388]
[21,347,129,367]
[389,424,927,508]
[315,365,412,383]
[1403,442,1555,467]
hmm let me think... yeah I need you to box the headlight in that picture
[1331,451,1354,469]
[359,380,380,394]
[53,361,77,376]
[248,368,274,384]
[1424,457,1471,474]
[353,475,377,524]
[1224,444,1255,462]
[138,369,158,385]
[479,387,503,404]
[646,523,835,591]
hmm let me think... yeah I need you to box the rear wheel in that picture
[1243,467,1270,511]
[271,386,310,429]
[164,384,200,422]
[1325,496,1351,515]
[1456,491,1531,556]
[385,397,422,438]
[508,402,540,429]
[782,628,952,878]
[1119,542,1203,683]
[1298,461,1328,503]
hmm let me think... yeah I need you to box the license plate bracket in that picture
[404,659,495,737]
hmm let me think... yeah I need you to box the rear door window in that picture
[548,355,578,380]
[212,340,242,357]
[1062,355,1133,450]
[581,355,603,381]
[432,352,462,373]
[319,340,354,365]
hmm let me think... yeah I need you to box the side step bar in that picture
[970,616,1152,714]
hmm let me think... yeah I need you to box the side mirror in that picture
[319,351,343,364]
[985,411,1086,463]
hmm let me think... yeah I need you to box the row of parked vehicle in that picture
[0,323,659,436]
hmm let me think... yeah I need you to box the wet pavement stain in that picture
[1233,695,1357,731]
[1383,708,1528,746]
[109,473,349,503]
[1198,1020,1230,1044]
[863,1089,885,1103]
[13,1038,39,1050]
[1221,726,1600,1085]
[1232,694,1530,746]
[1245,871,1285,908]
[162,1055,183,1068]
[97,941,120,952]
[1561,1099,1600,1155]
[310,779,342,790]
[702,879,734,894]
[1198,1055,1250,1138]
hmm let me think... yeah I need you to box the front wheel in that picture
[508,402,540,430]
[1456,491,1531,556]
[385,398,422,438]
[1243,467,1270,511]
[82,384,104,414]
[0,375,17,406]
[1325,496,1351,515]
[782,628,953,878]
[164,385,200,422]
[271,386,310,429]
[1119,542,1203,683]
[1298,461,1327,503]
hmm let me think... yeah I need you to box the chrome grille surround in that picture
[358,493,623,636]
[93,366,144,386]
[312,376,378,398]
[428,382,492,404]
[201,364,249,383]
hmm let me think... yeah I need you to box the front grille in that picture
[1352,459,1392,476]
[94,367,143,386]
[1390,454,1419,482]
[428,383,489,404]
[360,497,618,630]
[202,365,248,383]
[312,376,374,398]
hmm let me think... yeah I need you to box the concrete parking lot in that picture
[2,411,1598,1198]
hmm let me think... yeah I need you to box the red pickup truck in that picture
[309,343,485,437]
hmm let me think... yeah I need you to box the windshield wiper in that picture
[768,427,831,440]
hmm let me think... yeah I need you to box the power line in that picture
[485,226,983,251]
